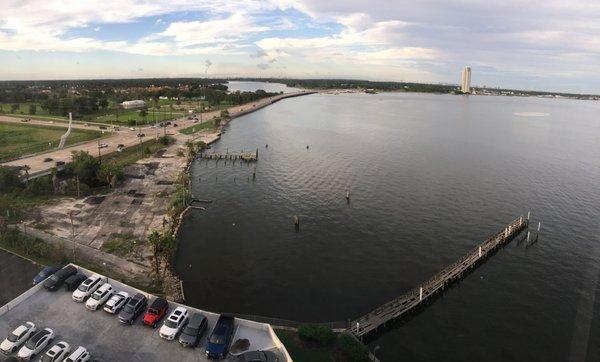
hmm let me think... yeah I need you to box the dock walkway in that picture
[349,216,528,337]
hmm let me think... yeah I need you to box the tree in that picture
[99,98,109,109]
[220,109,229,118]
[70,151,100,186]
[98,162,122,187]
[139,108,148,117]
[28,104,36,115]
[21,165,31,181]
[148,230,162,276]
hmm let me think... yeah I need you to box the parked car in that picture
[178,313,207,348]
[43,158,53,163]
[98,143,108,148]
[206,315,234,359]
[129,127,135,131]
[159,306,189,340]
[85,283,113,311]
[17,328,54,360]
[143,298,169,328]
[43,266,77,291]
[33,266,60,285]
[72,275,104,302]
[41,341,70,362]
[118,293,147,325]
[238,351,279,362]
[83,123,90,127]
[0,322,36,355]
[64,346,90,362]
[103,291,129,314]
[98,125,107,130]
[63,274,86,292]
[173,123,178,127]
[137,133,145,138]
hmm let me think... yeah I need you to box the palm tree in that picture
[22,165,31,182]
[147,230,162,277]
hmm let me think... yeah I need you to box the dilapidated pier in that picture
[200,149,258,162]
[349,215,529,338]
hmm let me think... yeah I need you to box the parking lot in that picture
[0,265,289,361]
[0,250,41,306]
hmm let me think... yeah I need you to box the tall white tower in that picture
[461,66,471,93]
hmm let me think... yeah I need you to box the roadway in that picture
[1,91,313,176]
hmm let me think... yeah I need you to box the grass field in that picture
[179,120,218,135]
[0,122,103,161]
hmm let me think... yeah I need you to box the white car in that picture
[72,275,104,302]
[103,291,130,314]
[41,341,70,362]
[159,306,189,340]
[99,143,108,148]
[64,346,90,362]
[0,321,36,354]
[85,283,113,311]
[17,328,54,360]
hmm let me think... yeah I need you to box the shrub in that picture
[0,166,23,192]
[298,324,335,346]
[337,334,369,362]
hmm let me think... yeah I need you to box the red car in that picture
[143,297,169,327]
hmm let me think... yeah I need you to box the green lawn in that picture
[0,122,103,161]
[275,330,333,362]
[179,120,218,135]
[101,138,172,167]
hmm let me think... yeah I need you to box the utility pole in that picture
[69,211,76,260]
[97,140,101,160]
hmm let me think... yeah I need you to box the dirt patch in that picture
[84,196,106,205]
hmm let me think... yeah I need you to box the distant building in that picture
[121,100,146,109]
[461,66,471,93]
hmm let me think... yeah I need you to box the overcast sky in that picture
[1,0,599,93]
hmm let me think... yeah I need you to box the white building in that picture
[461,66,471,93]
[121,100,146,109]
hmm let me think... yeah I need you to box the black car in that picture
[43,265,77,291]
[118,293,147,325]
[63,274,87,291]
[239,351,279,362]
[178,313,208,348]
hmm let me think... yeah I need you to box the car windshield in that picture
[148,308,158,315]
[164,319,178,328]
[77,284,89,292]
[123,304,134,313]
[183,326,197,335]
[92,292,102,300]
[7,332,19,342]
[49,274,60,282]
[25,337,37,348]
[209,333,225,344]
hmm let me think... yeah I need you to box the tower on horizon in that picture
[461,66,471,93]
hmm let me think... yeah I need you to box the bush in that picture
[0,166,23,192]
[159,135,175,146]
[337,334,369,362]
[298,324,335,346]
[0,229,54,259]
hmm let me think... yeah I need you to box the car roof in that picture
[31,328,51,342]
[131,293,146,302]
[85,275,101,282]
[188,314,206,326]
[13,325,28,335]
[97,283,112,292]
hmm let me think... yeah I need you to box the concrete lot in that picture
[0,266,288,361]
[0,250,41,306]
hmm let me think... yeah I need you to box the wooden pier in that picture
[200,150,258,162]
[349,215,529,338]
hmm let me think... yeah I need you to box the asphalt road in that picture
[0,250,41,306]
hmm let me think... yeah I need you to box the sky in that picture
[1,0,600,93]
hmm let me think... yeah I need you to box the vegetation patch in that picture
[298,324,336,346]
[276,327,370,362]
[101,233,142,258]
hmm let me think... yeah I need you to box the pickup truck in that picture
[205,315,234,359]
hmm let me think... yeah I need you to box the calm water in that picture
[226,81,301,93]
[175,89,600,361]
